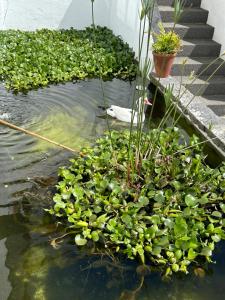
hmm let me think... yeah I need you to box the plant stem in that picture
[91,0,95,28]
[0,119,79,153]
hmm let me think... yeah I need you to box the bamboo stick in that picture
[0,119,78,153]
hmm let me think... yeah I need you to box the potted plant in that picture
[152,23,181,78]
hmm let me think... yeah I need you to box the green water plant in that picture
[0,26,137,93]
[48,129,225,275]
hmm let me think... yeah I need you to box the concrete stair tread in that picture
[157,0,201,7]
[158,6,207,12]
[178,39,221,57]
[182,39,221,46]
[174,75,225,85]
[204,95,225,101]
[159,6,208,23]
[174,56,221,65]
[163,22,214,39]
[197,96,225,117]
[163,23,213,28]
[171,56,225,76]
[173,75,225,96]
[198,96,225,104]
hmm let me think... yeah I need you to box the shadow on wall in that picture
[99,0,141,53]
[59,0,160,57]
[59,0,140,54]
[59,0,138,30]
[59,0,92,29]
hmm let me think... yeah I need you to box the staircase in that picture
[157,0,225,118]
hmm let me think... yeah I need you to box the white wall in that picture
[201,0,225,55]
[0,0,153,60]
[0,0,93,30]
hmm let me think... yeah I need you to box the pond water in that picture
[0,79,225,300]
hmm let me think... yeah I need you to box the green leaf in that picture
[75,234,87,246]
[220,203,225,214]
[174,217,188,238]
[76,221,88,227]
[171,181,182,191]
[138,196,149,207]
[150,215,161,224]
[154,191,165,203]
[91,231,100,242]
[121,214,132,226]
[185,194,198,207]
[199,194,209,204]
[152,246,161,256]
[94,206,102,214]
[175,249,182,260]
[172,264,179,272]
[188,248,197,260]
[72,186,84,200]
[201,247,212,257]
[212,234,221,243]
[157,236,169,247]
[212,211,222,218]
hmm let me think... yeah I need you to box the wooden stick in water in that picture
[0,119,78,154]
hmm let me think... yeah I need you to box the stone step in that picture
[178,39,221,57]
[163,23,214,39]
[204,94,225,117]
[159,6,208,23]
[174,75,225,96]
[199,95,225,117]
[157,0,201,7]
[171,57,225,76]
[204,95,225,102]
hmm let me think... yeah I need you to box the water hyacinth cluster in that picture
[0,26,137,93]
[48,129,225,275]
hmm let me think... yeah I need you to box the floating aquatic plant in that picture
[0,26,137,93]
[48,128,225,275]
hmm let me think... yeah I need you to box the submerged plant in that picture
[48,129,225,275]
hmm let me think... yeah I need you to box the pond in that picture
[1,79,225,300]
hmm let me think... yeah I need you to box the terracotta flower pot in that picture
[153,52,176,78]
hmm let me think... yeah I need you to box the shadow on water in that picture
[0,79,225,300]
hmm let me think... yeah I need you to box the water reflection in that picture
[0,79,134,206]
[3,199,225,300]
[1,79,225,300]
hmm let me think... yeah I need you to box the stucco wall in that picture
[201,0,225,55]
[0,0,156,60]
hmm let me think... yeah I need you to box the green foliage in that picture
[140,0,155,20]
[152,23,181,54]
[0,26,137,93]
[173,0,185,24]
[48,128,225,275]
